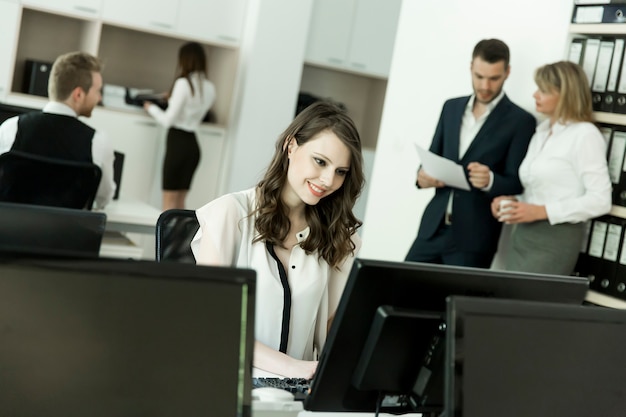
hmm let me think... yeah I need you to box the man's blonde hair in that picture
[48,51,102,101]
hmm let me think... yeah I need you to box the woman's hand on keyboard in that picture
[286,358,317,380]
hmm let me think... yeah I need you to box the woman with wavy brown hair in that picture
[192,101,364,378]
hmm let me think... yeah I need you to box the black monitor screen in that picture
[0,202,106,258]
[445,296,626,417]
[0,256,256,417]
[304,258,589,415]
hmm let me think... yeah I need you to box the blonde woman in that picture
[491,61,611,275]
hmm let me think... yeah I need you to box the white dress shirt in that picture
[446,91,505,214]
[0,101,116,209]
[459,91,504,159]
[191,188,360,364]
[518,119,612,224]
[147,72,216,131]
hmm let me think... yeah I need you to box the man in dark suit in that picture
[405,39,536,268]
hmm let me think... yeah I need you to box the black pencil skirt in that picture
[162,127,200,191]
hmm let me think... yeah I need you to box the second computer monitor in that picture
[304,258,589,415]
[445,296,626,417]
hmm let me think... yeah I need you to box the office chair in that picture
[0,150,102,210]
[155,209,199,263]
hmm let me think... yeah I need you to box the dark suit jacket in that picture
[417,94,536,255]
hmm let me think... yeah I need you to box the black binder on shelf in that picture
[614,38,626,113]
[595,216,624,293]
[585,217,609,290]
[582,38,602,89]
[611,130,626,205]
[607,127,623,183]
[609,221,626,300]
[568,38,586,65]
[572,4,626,23]
[612,269,626,300]
[22,59,53,97]
[599,125,614,160]
[574,220,594,278]
[592,39,615,111]
[602,38,625,112]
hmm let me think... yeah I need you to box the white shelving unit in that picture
[570,20,626,305]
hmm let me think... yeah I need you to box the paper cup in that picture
[498,199,514,221]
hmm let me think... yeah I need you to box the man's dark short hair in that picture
[472,39,510,68]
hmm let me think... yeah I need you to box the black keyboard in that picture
[252,377,310,401]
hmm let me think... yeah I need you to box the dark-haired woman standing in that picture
[144,42,216,210]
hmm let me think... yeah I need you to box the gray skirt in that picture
[505,220,585,276]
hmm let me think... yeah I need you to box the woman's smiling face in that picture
[282,129,351,208]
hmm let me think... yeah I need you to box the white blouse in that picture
[191,188,360,361]
[147,72,216,132]
[518,119,611,224]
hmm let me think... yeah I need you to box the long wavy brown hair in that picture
[253,101,365,269]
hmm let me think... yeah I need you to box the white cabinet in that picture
[177,0,247,47]
[102,0,248,46]
[102,0,178,33]
[0,0,20,100]
[22,0,102,18]
[305,0,354,69]
[186,126,226,209]
[305,0,401,78]
[349,0,401,77]
[83,109,161,204]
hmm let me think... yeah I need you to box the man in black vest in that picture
[0,51,116,209]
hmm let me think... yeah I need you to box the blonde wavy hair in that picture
[534,60,594,123]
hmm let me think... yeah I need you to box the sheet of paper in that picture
[415,144,470,191]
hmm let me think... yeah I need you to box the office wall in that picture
[221,0,314,194]
[360,0,573,261]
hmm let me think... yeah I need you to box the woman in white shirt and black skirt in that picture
[144,42,216,210]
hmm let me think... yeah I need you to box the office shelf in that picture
[569,23,626,35]
[595,111,626,125]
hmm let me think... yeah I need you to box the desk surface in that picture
[98,198,162,234]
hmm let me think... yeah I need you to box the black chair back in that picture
[155,209,199,263]
[0,150,102,210]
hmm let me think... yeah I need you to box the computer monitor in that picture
[0,256,256,417]
[0,202,106,258]
[445,296,626,417]
[304,258,589,415]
